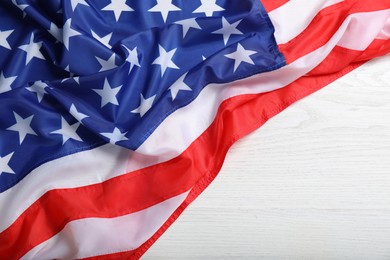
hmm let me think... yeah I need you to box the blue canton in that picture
[0,0,285,192]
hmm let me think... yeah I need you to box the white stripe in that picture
[376,15,390,40]
[1,9,389,233]
[337,10,390,50]
[21,191,189,260]
[0,144,132,232]
[268,0,344,44]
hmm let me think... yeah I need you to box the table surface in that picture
[143,55,390,259]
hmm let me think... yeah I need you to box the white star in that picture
[50,117,82,145]
[174,18,202,38]
[69,104,88,122]
[193,0,224,17]
[92,78,122,107]
[91,30,112,49]
[62,76,79,84]
[70,0,89,12]
[6,112,37,144]
[0,72,17,94]
[95,53,117,72]
[0,30,14,50]
[152,45,179,77]
[100,127,128,144]
[0,152,15,175]
[18,33,45,65]
[224,43,257,72]
[73,76,80,84]
[63,19,81,50]
[131,94,156,117]
[148,0,181,23]
[26,81,48,103]
[61,65,80,84]
[212,17,243,45]
[102,0,134,21]
[12,0,28,15]
[49,23,63,43]
[123,45,140,74]
[169,73,192,101]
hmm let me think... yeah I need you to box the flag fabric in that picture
[0,0,389,259]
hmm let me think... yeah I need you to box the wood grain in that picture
[143,55,390,259]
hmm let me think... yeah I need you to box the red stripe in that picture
[309,42,390,76]
[1,37,388,259]
[279,1,390,64]
[261,0,289,12]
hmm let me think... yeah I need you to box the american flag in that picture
[0,0,389,259]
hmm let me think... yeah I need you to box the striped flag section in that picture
[1,0,390,259]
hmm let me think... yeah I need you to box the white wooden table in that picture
[144,55,390,259]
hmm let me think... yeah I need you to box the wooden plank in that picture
[144,55,390,259]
